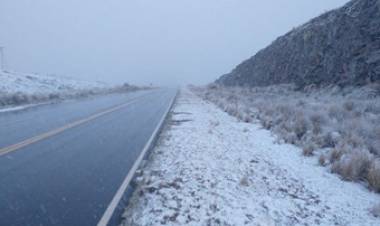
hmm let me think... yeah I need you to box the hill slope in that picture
[217,0,380,87]
[0,71,107,95]
[0,71,141,108]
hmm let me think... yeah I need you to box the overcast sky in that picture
[0,0,349,86]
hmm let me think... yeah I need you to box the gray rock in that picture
[217,0,380,88]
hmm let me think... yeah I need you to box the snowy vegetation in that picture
[123,89,380,225]
[0,71,142,107]
[194,83,380,193]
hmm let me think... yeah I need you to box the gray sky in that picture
[0,0,349,86]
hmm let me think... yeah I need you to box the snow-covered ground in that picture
[0,71,107,95]
[123,88,380,226]
[0,71,140,109]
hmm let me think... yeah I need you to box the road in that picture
[0,88,176,226]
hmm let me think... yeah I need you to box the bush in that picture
[368,160,380,192]
[321,132,340,148]
[319,154,328,166]
[368,139,380,156]
[368,127,380,155]
[331,150,371,181]
[343,101,355,111]
[343,133,365,149]
[330,148,344,163]
[302,144,315,156]
[310,113,326,134]
[328,105,342,120]
[294,115,309,139]
[12,93,29,105]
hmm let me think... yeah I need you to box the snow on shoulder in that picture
[123,88,380,226]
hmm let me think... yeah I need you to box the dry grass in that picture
[319,154,328,166]
[331,149,371,181]
[368,160,380,192]
[302,144,315,156]
[193,83,380,192]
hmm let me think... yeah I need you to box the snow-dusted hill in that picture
[0,71,133,108]
[217,0,380,87]
[0,71,107,95]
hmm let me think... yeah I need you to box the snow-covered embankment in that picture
[123,89,380,226]
[0,71,138,109]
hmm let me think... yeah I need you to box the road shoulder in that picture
[122,88,380,226]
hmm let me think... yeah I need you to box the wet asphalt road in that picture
[0,88,176,226]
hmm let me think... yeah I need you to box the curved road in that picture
[0,88,176,226]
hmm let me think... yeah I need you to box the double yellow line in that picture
[0,97,142,157]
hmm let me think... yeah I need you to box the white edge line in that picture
[0,103,46,113]
[97,90,178,226]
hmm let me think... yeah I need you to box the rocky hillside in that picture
[217,0,380,87]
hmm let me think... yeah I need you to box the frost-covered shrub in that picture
[193,83,380,192]
[368,160,380,192]
[294,113,309,139]
[302,144,315,156]
[319,154,328,166]
[329,147,345,163]
[11,93,29,105]
[365,102,380,114]
[343,101,355,112]
[367,127,380,155]
[331,149,371,181]
[321,132,340,148]
[309,113,326,135]
[48,93,61,100]
[341,132,365,149]
[368,139,380,156]
[328,105,344,121]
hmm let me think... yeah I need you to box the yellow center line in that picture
[0,97,142,157]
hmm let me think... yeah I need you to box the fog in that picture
[0,0,348,86]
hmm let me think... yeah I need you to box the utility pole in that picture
[0,47,4,72]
